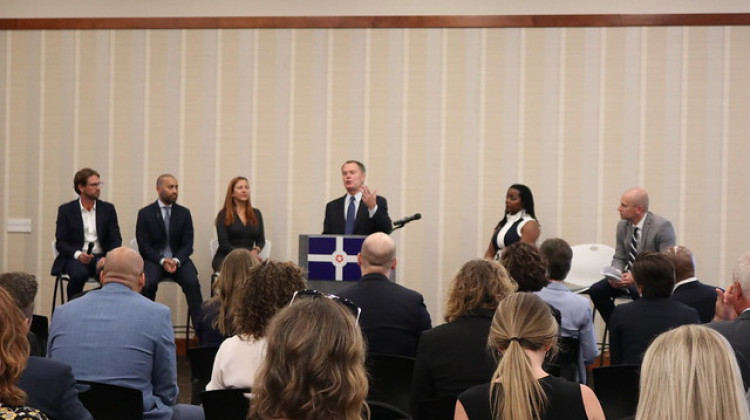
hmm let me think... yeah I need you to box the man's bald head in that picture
[624,187,649,210]
[101,247,145,291]
[359,232,396,275]
[663,245,696,282]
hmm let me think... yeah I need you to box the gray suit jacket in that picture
[708,311,750,389]
[612,211,676,271]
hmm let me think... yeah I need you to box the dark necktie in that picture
[163,206,172,258]
[626,226,639,271]
[345,196,356,235]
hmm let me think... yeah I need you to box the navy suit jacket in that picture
[323,195,393,235]
[51,199,122,275]
[338,273,431,358]
[135,201,195,266]
[610,297,699,365]
[18,356,93,420]
[672,279,718,323]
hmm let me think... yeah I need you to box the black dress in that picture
[458,376,587,420]
[211,208,265,272]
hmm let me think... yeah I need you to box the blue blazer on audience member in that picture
[672,279,718,323]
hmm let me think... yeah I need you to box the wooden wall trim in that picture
[1,14,750,30]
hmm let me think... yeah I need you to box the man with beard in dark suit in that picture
[51,168,122,299]
[136,174,203,327]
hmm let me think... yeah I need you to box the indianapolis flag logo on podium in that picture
[307,236,365,281]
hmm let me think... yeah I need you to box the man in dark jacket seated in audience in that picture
[609,252,700,365]
[665,245,719,323]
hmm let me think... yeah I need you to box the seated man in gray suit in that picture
[589,187,676,323]
[665,245,719,323]
[0,272,93,420]
[709,251,750,389]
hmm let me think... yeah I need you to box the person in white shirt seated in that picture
[206,261,306,391]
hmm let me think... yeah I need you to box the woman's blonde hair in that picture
[0,288,30,406]
[444,259,517,323]
[488,292,558,420]
[211,248,260,335]
[635,324,750,420]
[250,297,368,420]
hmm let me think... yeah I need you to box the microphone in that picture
[86,242,94,255]
[393,213,422,227]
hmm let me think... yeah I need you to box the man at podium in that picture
[323,160,393,235]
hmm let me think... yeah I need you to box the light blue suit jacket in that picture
[48,282,178,420]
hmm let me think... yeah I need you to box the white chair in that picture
[259,240,272,260]
[566,243,616,294]
[51,240,100,316]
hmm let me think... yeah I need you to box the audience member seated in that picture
[411,259,517,417]
[456,293,604,420]
[196,249,260,347]
[664,245,718,323]
[635,325,750,420]
[0,272,92,420]
[338,232,432,358]
[207,260,306,391]
[609,252,700,365]
[536,238,599,383]
[250,295,368,420]
[48,247,204,420]
[0,287,50,420]
[500,242,561,324]
[709,251,750,389]
[211,176,266,272]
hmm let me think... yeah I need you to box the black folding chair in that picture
[200,388,250,420]
[187,346,220,404]
[414,397,456,420]
[367,400,412,420]
[547,336,581,382]
[77,380,143,420]
[592,364,640,420]
[366,353,416,415]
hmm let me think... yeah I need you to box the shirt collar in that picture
[79,198,96,212]
[348,191,363,201]
[633,212,647,230]
[158,200,172,209]
[673,276,699,291]
[545,281,570,291]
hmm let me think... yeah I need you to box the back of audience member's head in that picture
[733,252,750,291]
[251,297,368,420]
[213,248,261,335]
[539,238,573,281]
[101,247,145,291]
[631,252,675,298]
[488,292,558,420]
[233,260,307,338]
[636,324,750,420]
[359,232,396,275]
[500,242,547,292]
[444,259,517,323]
[0,287,30,406]
[0,272,38,320]
[663,245,696,282]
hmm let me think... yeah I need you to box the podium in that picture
[298,234,366,294]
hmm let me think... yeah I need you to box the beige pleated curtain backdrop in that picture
[2,26,750,322]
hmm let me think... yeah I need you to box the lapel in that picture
[93,200,104,239]
[355,197,369,227]
[638,212,652,252]
[154,201,168,238]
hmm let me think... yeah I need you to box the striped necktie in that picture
[626,226,639,271]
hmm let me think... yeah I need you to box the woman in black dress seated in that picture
[212,176,266,272]
[484,184,540,260]
[456,293,604,420]
[410,259,516,418]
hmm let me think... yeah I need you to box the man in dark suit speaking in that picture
[51,167,122,299]
[136,174,203,327]
[323,160,392,235]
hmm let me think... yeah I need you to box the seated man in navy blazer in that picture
[665,245,718,323]
[51,167,122,299]
[323,160,392,235]
[0,271,93,420]
[136,174,203,327]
